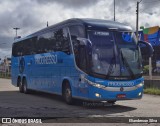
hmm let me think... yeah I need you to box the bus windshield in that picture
[88,30,142,79]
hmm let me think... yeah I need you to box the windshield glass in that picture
[88,30,142,79]
[88,30,117,76]
[115,31,142,77]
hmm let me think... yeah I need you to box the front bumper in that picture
[87,84,144,101]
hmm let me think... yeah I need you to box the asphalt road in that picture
[0,78,160,124]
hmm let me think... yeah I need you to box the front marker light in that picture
[95,93,101,98]
[138,92,142,96]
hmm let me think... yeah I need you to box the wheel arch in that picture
[61,77,74,96]
[22,76,27,83]
[17,76,21,87]
[17,74,27,87]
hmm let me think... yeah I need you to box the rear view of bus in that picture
[11,18,153,104]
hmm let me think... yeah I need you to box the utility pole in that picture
[136,0,152,79]
[114,0,115,21]
[47,21,49,27]
[136,0,142,39]
[13,27,20,37]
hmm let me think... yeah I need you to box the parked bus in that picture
[11,18,153,104]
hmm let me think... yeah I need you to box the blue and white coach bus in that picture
[11,18,153,104]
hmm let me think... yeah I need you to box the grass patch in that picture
[0,73,11,79]
[144,88,160,95]
[0,77,11,79]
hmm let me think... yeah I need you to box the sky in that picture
[0,0,160,59]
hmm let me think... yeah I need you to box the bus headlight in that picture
[94,83,105,88]
[84,78,105,88]
[136,81,144,88]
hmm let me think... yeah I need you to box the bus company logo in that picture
[120,87,124,92]
[108,81,134,87]
[19,57,25,73]
[34,54,57,65]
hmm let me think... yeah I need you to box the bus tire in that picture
[23,78,28,94]
[18,77,23,93]
[63,82,73,105]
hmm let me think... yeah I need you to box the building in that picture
[139,26,160,74]
[0,57,11,75]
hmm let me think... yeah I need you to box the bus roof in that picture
[14,18,132,42]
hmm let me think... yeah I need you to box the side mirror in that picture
[77,37,92,47]
[138,41,154,57]
[71,36,87,47]
[77,38,87,46]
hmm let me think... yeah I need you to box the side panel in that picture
[22,52,80,96]
[11,56,20,87]
[11,53,144,101]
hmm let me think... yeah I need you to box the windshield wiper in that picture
[120,50,135,79]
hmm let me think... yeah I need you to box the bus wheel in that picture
[18,78,23,93]
[23,78,28,94]
[107,100,116,104]
[63,82,73,105]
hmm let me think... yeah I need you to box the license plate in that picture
[117,94,126,98]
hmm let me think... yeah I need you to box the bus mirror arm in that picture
[77,37,92,47]
[138,40,154,57]
[77,37,87,46]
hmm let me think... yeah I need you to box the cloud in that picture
[0,0,160,58]
[33,0,99,9]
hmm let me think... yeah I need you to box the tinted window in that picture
[12,37,37,57]
[23,37,37,55]
[69,25,85,55]
[54,29,64,51]
[115,32,137,46]
[12,42,23,57]
[69,25,87,70]
[61,28,71,53]
[78,46,87,71]
[12,27,71,57]
[37,28,71,54]
[37,32,51,53]
[69,25,85,38]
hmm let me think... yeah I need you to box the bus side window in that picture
[15,42,23,56]
[62,28,71,54]
[52,28,71,54]
[12,43,19,57]
[37,33,51,54]
[69,25,85,38]
[69,25,85,55]
[31,37,37,54]
[54,29,63,51]
[69,25,87,71]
